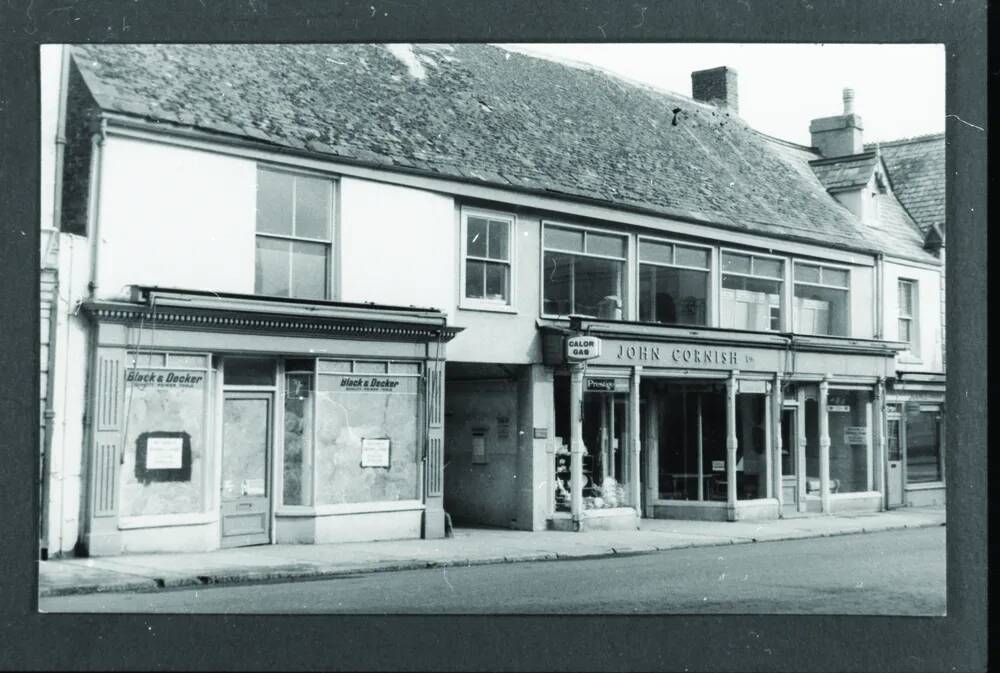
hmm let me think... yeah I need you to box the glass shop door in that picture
[886,413,904,509]
[220,392,273,548]
[780,407,799,513]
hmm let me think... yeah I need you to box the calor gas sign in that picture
[566,336,602,360]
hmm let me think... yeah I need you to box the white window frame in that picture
[254,164,336,301]
[540,219,631,320]
[897,278,919,356]
[719,247,788,332]
[459,207,517,313]
[636,235,713,327]
[791,260,853,337]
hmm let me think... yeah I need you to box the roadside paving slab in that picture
[38,507,945,598]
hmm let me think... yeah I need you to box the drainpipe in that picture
[40,45,72,558]
[87,117,107,299]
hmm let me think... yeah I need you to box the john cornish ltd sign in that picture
[612,343,757,368]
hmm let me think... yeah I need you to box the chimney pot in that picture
[691,66,739,115]
[843,88,855,114]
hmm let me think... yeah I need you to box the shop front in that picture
[78,287,459,556]
[541,319,904,527]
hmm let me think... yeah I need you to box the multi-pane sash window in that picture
[638,239,710,326]
[898,279,918,353]
[255,168,333,300]
[720,251,784,331]
[793,262,850,336]
[463,211,513,305]
[543,224,627,319]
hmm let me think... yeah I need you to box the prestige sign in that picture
[566,336,602,360]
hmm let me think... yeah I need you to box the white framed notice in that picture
[145,437,184,470]
[361,438,391,468]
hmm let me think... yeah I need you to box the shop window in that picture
[312,359,421,505]
[461,209,514,308]
[283,360,315,506]
[638,239,710,326]
[255,167,334,300]
[119,351,211,518]
[720,251,784,331]
[734,393,768,500]
[905,405,943,483]
[827,389,872,493]
[656,383,727,502]
[898,279,919,354]
[793,262,850,336]
[543,224,627,319]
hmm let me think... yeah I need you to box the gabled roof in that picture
[865,133,945,234]
[809,152,879,192]
[67,43,929,260]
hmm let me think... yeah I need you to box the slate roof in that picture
[67,43,930,259]
[865,133,945,234]
[809,152,879,192]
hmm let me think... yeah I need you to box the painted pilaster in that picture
[569,362,585,530]
[874,377,887,510]
[772,374,783,506]
[518,364,555,531]
[726,370,739,519]
[84,342,126,555]
[644,386,659,517]
[629,366,641,513]
[422,355,446,538]
[819,375,831,514]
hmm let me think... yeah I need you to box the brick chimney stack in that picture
[810,87,864,158]
[691,66,739,115]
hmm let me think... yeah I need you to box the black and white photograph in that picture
[35,40,951,615]
[0,2,987,670]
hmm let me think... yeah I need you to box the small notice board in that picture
[361,438,391,468]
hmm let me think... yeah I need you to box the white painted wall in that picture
[883,259,943,373]
[47,234,91,555]
[338,177,455,310]
[95,136,257,300]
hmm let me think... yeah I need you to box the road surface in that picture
[41,526,945,615]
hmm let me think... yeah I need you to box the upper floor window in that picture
[543,224,627,319]
[898,279,918,354]
[461,209,514,308]
[793,262,850,336]
[638,238,710,326]
[254,167,334,300]
[720,251,784,331]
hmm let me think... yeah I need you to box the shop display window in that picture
[552,376,632,512]
[543,224,627,319]
[283,360,315,506]
[734,393,768,500]
[793,263,850,336]
[119,351,210,518]
[656,383,727,502]
[312,359,421,504]
[638,239,710,326]
[905,404,943,483]
[827,389,872,493]
[720,251,784,331]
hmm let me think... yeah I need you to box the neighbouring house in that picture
[38,44,945,558]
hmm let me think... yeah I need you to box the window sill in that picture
[118,512,215,530]
[905,481,945,491]
[897,356,924,366]
[275,500,425,517]
[459,300,518,315]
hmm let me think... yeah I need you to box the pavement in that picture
[38,506,945,598]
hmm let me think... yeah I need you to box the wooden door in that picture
[220,392,272,548]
